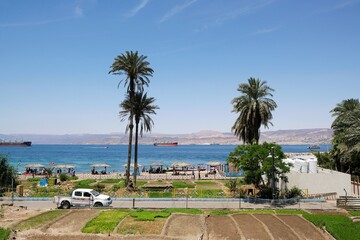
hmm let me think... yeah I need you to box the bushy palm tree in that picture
[120,92,158,187]
[231,78,277,144]
[330,98,360,173]
[109,51,154,184]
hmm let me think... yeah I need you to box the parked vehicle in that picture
[54,188,112,209]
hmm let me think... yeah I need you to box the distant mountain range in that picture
[0,128,333,145]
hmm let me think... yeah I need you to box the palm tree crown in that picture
[109,51,154,94]
[120,92,158,136]
[231,78,277,144]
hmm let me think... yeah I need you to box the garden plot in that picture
[43,209,100,234]
[277,215,330,240]
[205,215,240,240]
[231,214,272,239]
[162,214,203,240]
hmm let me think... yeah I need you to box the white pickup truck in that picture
[54,188,112,209]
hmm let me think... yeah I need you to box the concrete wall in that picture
[283,169,352,197]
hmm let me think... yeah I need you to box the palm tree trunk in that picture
[126,116,134,187]
[133,121,139,188]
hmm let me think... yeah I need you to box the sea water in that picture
[2,144,331,173]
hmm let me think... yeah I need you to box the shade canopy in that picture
[171,162,190,167]
[122,163,142,168]
[206,161,221,166]
[150,162,164,166]
[52,164,75,169]
[91,163,110,168]
[24,164,45,168]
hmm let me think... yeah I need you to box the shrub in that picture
[93,183,105,192]
[285,186,304,199]
[74,179,96,188]
[257,186,278,199]
[172,181,195,188]
[0,227,10,240]
[225,178,239,192]
[59,173,69,182]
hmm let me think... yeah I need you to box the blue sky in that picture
[0,0,359,135]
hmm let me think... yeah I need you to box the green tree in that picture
[330,98,360,173]
[109,51,154,185]
[314,152,336,170]
[227,143,290,189]
[0,155,18,196]
[120,92,158,188]
[231,78,277,144]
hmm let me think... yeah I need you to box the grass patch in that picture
[73,179,96,188]
[136,181,147,186]
[172,181,195,188]
[0,227,11,240]
[13,210,66,231]
[29,187,70,197]
[349,211,360,216]
[148,191,173,198]
[99,178,122,184]
[274,209,306,215]
[190,189,225,198]
[303,212,360,240]
[130,209,170,221]
[82,210,129,234]
[165,208,203,214]
[208,209,276,215]
[118,216,166,235]
[27,177,41,182]
[195,181,216,185]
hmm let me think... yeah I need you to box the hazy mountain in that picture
[0,128,333,145]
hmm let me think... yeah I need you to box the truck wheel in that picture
[61,201,71,209]
[94,202,103,207]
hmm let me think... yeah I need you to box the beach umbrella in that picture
[150,162,164,166]
[91,163,110,168]
[122,163,142,168]
[206,161,221,166]
[24,164,45,168]
[171,162,190,167]
[52,164,75,169]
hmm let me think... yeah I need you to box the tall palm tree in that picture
[120,92,158,187]
[109,51,154,185]
[330,98,360,172]
[231,78,277,144]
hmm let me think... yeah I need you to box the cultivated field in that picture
[1,206,334,240]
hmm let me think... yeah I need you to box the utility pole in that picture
[271,147,276,205]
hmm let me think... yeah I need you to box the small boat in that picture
[154,142,178,147]
[308,144,320,149]
[0,141,32,147]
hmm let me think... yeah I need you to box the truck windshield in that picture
[90,190,100,197]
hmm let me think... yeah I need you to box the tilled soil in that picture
[232,214,272,239]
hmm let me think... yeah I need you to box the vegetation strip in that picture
[82,209,129,234]
[13,210,66,231]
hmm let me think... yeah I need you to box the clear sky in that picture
[0,0,359,135]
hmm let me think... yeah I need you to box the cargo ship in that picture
[0,141,32,147]
[153,142,178,147]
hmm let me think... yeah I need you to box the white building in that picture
[281,154,352,198]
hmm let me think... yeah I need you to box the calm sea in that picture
[2,144,331,173]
